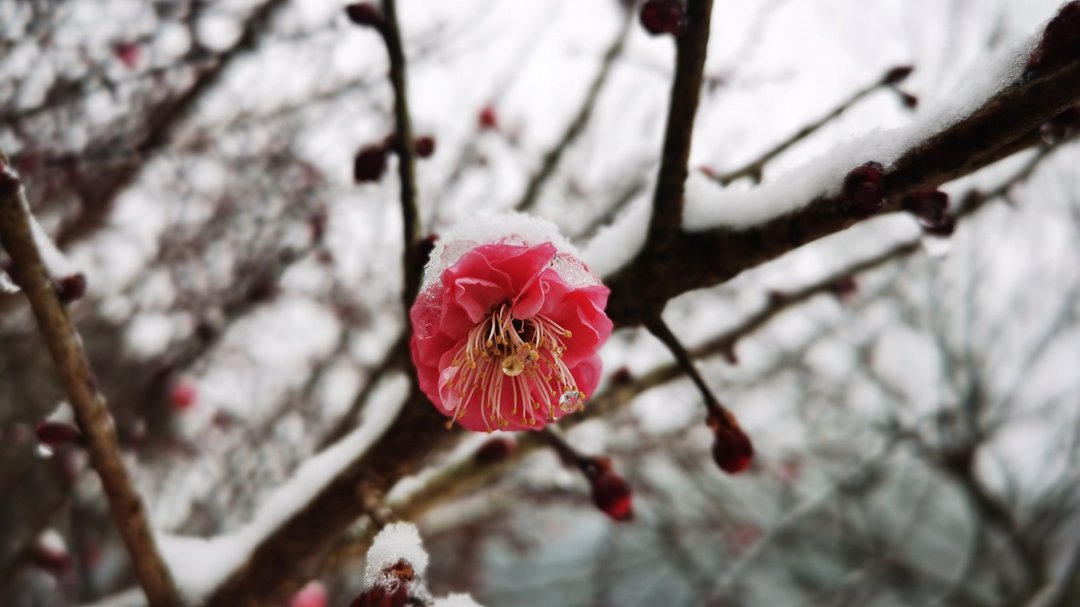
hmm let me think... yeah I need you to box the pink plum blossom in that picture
[410,241,612,432]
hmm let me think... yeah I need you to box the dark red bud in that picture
[345,3,384,28]
[35,421,82,448]
[828,275,858,301]
[1026,1,1080,75]
[591,470,634,521]
[840,161,885,218]
[113,41,140,69]
[922,213,957,237]
[904,188,949,224]
[169,380,197,411]
[414,135,436,158]
[474,437,515,465]
[477,105,498,130]
[349,583,410,607]
[640,0,687,37]
[354,145,388,183]
[898,91,919,110]
[31,544,72,574]
[710,413,754,474]
[610,367,634,386]
[883,65,914,85]
[55,273,87,303]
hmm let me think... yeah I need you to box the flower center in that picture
[445,303,583,430]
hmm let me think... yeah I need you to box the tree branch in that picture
[515,8,632,212]
[0,155,180,607]
[647,0,715,239]
[606,57,1080,325]
[380,0,423,310]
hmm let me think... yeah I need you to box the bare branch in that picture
[647,0,715,239]
[515,9,633,212]
[0,156,180,607]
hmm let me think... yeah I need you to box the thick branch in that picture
[0,158,180,607]
[606,57,1080,325]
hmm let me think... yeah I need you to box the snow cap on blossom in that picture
[410,213,613,432]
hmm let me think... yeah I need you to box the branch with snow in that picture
[0,153,182,607]
[598,29,1080,325]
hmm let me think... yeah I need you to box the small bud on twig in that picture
[640,0,687,37]
[840,161,886,218]
[709,412,754,474]
[585,457,634,522]
[55,273,87,303]
[354,144,389,183]
[35,421,83,449]
[883,65,914,85]
[345,3,384,28]
[414,135,436,158]
[473,437,515,465]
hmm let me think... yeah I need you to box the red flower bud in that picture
[32,543,72,574]
[113,41,140,69]
[349,583,410,607]
[477,105,499,130]
[840,161,885,218]
[828,275,858,302]
[345,3,384,28]
[354,144,388,183]
[1026,1,1080,76]
[589,463,634,522]
[169,379,197,411]
[883,65,914,85]
[709,413,754,474]
[35,421,82,449]
[55,273,87,303]
[640,0,687,37]
[898,91,919,110]
[473,437,515,465]
[414,135,436,158]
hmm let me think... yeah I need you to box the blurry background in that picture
[1,0,1078,605]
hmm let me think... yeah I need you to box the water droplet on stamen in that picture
[559,390,584,412]
[501,354,526,376]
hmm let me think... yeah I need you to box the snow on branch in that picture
[159,374,408,601]
[682,36,1033,232]
[599,21,1080,326]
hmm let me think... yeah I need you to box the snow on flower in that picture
[409,215,613,432]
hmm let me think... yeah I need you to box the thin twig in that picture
[644,314,728,422]
[380,0,423,311]
[0,155,181,607]
[647,0,716,239]
[515,9,633,212]
[716,67,908,185]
